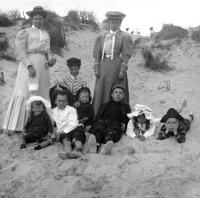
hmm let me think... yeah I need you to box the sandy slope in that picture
[1,25,200,198]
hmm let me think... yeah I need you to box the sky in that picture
[1,0,200,35]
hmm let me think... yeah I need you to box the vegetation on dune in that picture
[0,9,21,27]
[0,32,16,61]
[142,48,172,72]
[63,9,99,31]
[191,29,200,43]
[155,24,188,40]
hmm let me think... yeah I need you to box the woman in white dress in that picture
[3,6,56,133]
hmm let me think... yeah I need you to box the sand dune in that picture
[1,25,200,198]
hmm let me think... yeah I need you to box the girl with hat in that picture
[92,11,133,117]
[20,96,53,150]
[157,108,193,143]
[3,6,56,134]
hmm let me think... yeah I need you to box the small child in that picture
[54,57,87,105]
[20,96,53,150]
[126,104,160,141]
[52,91,86,159]
[157,108,193,143]
[76,87,94,129]
[88,84,131,155]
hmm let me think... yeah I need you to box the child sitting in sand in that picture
[52,91,86,159]
[53,57,87,106]
[126,104,160,141]
[157,100,193,143]
[76,87,94,130]
[88,84,131,155]
[20,96,53,150]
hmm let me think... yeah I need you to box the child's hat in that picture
[127,104,154,120]
[26,96,51,110]
[160,108,184,123]
[76,87,92,102]
[111,84,125,93]
[67,58,81,67]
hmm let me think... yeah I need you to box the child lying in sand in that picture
[157,100,193,143]
[52,91,86,159]
[126,104,160,141]
[88,84,131,155]
[20,96,53,150]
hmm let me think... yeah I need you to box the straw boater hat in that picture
[106,11,126,21]
[26,96,51,110]
[26,6,47,18]
[160,108,184,123]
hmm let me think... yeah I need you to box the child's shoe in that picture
[176,134,186,143]
[99,141,113,155]
[20,144,26,149]
[34,145,42,150]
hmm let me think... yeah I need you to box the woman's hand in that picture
[48,57,57,67]
[119,70,126,80]
[28,65,36,78]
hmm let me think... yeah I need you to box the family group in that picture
[2,6,193,159]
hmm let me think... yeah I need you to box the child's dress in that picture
[24,111,53,142]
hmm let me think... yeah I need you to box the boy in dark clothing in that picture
[20,96,53,150]
[88,84,131,155]
[157,108,193,143]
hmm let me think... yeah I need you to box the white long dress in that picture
[3,26,52,131]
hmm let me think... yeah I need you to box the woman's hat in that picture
[26,6,47,18]
[26,96,51,110]
[67,58,81,68]
[106,11,126,20]
[160,108,184,123]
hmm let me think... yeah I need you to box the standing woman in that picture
[92,11,133,117]
[3,6,56,133]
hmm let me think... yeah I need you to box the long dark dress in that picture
[92,30,133,116]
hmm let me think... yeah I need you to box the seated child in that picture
[157,107,193,143]
[76,87,94,130]
[88,84,131,155]
[53,57,87,106]
[20,96,53,150]
[126,104,160,141]
[52,90,86,159]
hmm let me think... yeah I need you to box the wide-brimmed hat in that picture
[67,58,81,68]
[106,11,126,21]
[160,108,184,123]
[26,6,47,18]
[111,84,126,93]
[26,96,51,110]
